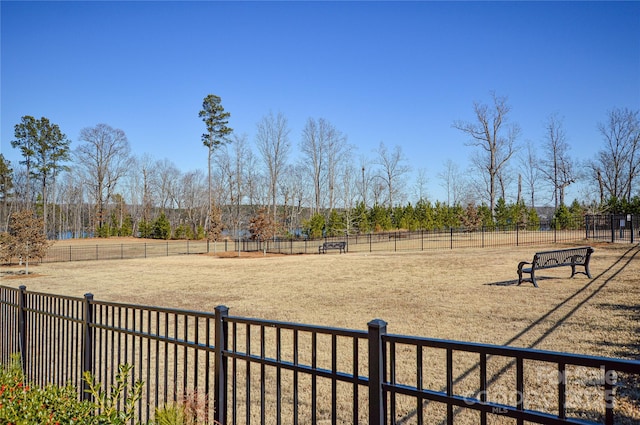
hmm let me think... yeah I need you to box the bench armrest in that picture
[517,261,532,272]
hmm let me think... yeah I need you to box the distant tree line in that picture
[0,93,638,241]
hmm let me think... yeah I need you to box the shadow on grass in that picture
[484,276,555,286]
[397,245,640,425]
[597,302,640,360]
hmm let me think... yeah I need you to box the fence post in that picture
[610,215,615,243]
[368,318,387,425]
[630,215,635,244]
[585,215,589,240]
[81,293,94,401]
[482,225,485,248]
[214,305,229,425]
[450,228,453,249]
[18,285,27,376]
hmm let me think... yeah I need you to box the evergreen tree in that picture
[568,199,585,229]
[526,207,540,230]
[494,198,510,227]
[12,116,70,235]
[553,204,572,230]
[199,94,233,233]
[303,213,325,239]
[414,199,434,230]
[326,210,344,236]
[138,219,153,239]
[352,202,370,234]
[477,205,494,228]
[369,204,392,232]
[153,212,172,240]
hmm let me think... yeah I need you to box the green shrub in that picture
[1,356,144,425]
[0,354,94,424]
[83,363,144,425]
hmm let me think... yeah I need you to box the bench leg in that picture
[518,270,537,287]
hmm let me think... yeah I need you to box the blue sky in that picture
[2,1,639,204]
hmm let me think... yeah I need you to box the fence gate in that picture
[585,214,637,243]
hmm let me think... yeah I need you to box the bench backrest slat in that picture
[533,247,592,269]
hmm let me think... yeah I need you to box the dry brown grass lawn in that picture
[1,239,639,423]
[2,239,638,358]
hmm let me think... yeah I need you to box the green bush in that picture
[0,356,143,425]
[0,354,94,424]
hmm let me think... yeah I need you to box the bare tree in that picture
[324,121,350,211]
[230,134,251,232]
[0,155,13,232]
[592,107,640,202]
[373,142,411,208]
[155,158,180,211]
[453,92,520,215]
[2,210,51,273]
[279,163,306,235]
[137,154,159,227]
[256,111,291,224]
[538,114,575,208]
[300,118,323,214]
[358,156,373,208]
[75,123,132,234]
[339,162,360,234]
[179,169,207,236]
[413,168,429,203]
[299,118,349,213]
[519,141,542,208]
[438,159,465,206]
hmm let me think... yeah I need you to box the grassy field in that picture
[1,239,638,423]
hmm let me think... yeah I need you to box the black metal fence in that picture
[585,214,638,244]
[43,240,210,263]
[41,221,594,263]
[2,285,639,425]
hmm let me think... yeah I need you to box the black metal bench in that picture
[318,241,347,254]
[517,247,594,287]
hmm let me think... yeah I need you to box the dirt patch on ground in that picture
[204,250,288,259]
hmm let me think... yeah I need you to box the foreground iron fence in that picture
[1,285,639,425]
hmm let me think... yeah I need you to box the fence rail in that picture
[41,220,601,263]
[585,214,638,244]
[1,285,639,424]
